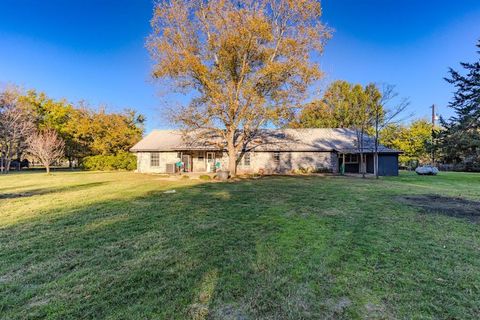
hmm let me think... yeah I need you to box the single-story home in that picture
[130,128,401,176]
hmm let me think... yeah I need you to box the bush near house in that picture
[81,151,136,171]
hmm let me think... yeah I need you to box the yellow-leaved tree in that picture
[147,0,331,175]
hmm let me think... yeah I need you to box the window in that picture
[344,154,358,164]
[207,152,215,163]
[176,152,182,159]
[150,153,160,167]
[273,152,280,164]
[198,152,205,160]
[243,153,251,166]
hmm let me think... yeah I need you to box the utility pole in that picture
[431,104,436,166]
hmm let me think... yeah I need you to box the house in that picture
[130,128,401,176]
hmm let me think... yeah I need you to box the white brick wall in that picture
[136,152,180,173]
[216,151,336,174]
[135,151,337,174]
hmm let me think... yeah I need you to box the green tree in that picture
[147,0,331,175]
[292,80,369,129]
[65,105,145,158]
[291,81,384,177]
[351,83,382,177]
[440,40,480,166]
[381,119,432,166]
[88,108,144,156]
[19,90,78,166]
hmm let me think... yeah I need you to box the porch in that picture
[337,152,399,176]
[175,150,224,173]
[338,153,374,174]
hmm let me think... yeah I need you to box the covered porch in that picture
[337,152,399,176]
[175,150,223,173]
[338,153,374,174]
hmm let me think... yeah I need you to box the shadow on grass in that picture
[0,182,110,200]
[397,194,480,223]
[0,178,351,319]
[1,177,479,319]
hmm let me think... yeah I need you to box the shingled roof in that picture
[130,128,400,154]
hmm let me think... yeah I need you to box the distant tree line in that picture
[0,86,144,173]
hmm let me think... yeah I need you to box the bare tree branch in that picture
[27,129,65,174]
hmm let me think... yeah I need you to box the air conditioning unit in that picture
[166,163,176,174]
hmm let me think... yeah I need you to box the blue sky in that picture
[0,0,479,132]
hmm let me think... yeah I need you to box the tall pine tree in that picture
[441,40,480,168]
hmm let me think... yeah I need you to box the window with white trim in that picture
[150,153,160,167]
[273,152,280,164]
[243,152,251,166]
[344,154,359,164]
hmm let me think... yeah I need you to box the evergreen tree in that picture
[441,40,480,166]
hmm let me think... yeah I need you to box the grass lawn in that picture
[1,171,480,319]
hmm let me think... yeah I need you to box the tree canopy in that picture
[381,119,432,166]
[291,80,384,132]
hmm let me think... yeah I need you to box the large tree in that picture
[292,81,408,177]
[147,0,330,175]
[19,90,78,166]
[440,40,480,165]
[352,83,381,178]
[381,119,432,166]
[291,80,366,129]
[291,80,383,177]
[87,107,145,156]
[0,87,35,173]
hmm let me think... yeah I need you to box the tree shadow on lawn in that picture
[0,182,110,200]
[397,194,480,223]
[1,177,479,319]
[0,178,360,319]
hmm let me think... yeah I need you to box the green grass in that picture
[1,171,480,319]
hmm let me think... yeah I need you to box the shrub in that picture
[291,166,332,175]
[199,175,212,180]
[313,167,332,173]
[82,152,137,171]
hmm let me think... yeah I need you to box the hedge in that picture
[82,152,136,171]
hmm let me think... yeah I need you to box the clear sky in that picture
[1,0,479,132]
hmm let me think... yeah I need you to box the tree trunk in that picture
[360,152,365,178]
[226,130,238,177]
[5,158,11,173]
[46,164,50,174]
[374,140,379,179]
[227,145,237,177]
[374,114,379,179]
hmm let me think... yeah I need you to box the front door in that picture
[181,154,191,172]
[206,152,215,172]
